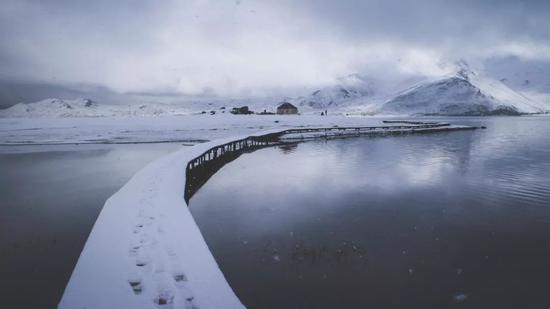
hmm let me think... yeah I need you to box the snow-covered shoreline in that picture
[6,113,542,149]
[0,114,405,147]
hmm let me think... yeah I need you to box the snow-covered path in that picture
[58,133,281,309]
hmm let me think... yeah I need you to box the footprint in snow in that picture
[129,244,141,257]
[136,255,151,268]
[128,273,143,295]
[164,246,192,286]
[178,286,196,307]
[173,271,188,284]
[154,290,174,308]
[133,224,144,234]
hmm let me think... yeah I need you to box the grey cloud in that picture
[0,0,549,97]
[284,0,550,48]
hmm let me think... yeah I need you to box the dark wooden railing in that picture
[184,121,478,202]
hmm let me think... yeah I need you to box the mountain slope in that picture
[290,74,428,115]
[293,74,374,111]
[482,56,550,110]
[0,98,193,118]
[379,66,545,116]
[483,56,550,94]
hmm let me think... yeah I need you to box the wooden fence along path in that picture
[184,121,480,202]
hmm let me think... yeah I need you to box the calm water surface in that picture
[190,117,550,309]
[0,143,182,309]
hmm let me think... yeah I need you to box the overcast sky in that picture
[1,0,549,97]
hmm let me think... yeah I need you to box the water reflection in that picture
[278,143,299,154]
[190,117,550,309]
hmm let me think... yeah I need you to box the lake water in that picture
[0,143,182,309]
[189,117,550,309]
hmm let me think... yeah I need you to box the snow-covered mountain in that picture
[0,98,194,118]
[379,63,546,116]
[483,56,550,94]
[1,61,547,118]
[482,56,550,110]
[293,74,374,110]
[289,74,427,115]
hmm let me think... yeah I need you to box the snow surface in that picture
[0,98,194,118]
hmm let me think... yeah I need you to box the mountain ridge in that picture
[1,62,548,118]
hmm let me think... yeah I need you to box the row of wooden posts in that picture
[187,134,280,171]
[186,122,450,172]
[183,121,481,202]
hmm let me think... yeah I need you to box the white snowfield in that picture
[0,98,195,118]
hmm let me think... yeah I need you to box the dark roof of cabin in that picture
[277,102,297,109]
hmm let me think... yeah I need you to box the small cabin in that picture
[276,102,298,115]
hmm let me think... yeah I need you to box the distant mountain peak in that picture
[454,60,477,81]
[379,66,545,116]
[290,73,380,110]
